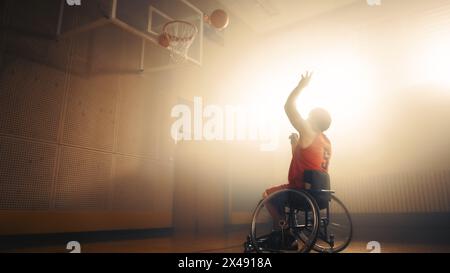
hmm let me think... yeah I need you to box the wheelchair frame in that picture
[245,188,353,253]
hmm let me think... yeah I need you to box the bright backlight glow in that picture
[295,51,375,134]
[418,35,450,86]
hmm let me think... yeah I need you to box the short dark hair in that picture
[309,108,332,132]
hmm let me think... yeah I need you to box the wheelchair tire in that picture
[312,195,353,253]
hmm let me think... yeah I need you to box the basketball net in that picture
[163,20,198,64]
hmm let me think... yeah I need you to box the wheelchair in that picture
[244,170,352,253]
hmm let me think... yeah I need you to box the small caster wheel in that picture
[243,234,255,253]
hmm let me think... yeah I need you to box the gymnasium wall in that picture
[0,0,175,235]
[0,0,259,235]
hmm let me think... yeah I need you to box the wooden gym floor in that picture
[2,228,450,253]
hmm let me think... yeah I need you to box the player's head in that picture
[308,108,331,132]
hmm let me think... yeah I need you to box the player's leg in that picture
[263,184,289,230]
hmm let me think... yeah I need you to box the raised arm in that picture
[284,71,313,135]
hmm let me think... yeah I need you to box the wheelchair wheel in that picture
[250,189,320,253]
[312,195,353,253]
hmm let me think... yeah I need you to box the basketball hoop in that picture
[158,20,198,64]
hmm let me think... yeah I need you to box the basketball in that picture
[158,33,170,48]
[208,9,229,30]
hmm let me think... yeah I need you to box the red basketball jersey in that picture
[288,133,331,189]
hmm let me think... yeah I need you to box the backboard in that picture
[116,0,203,70]
[57,0,204,72]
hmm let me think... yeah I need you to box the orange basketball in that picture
[208,9,229,30]
[158,33,170,48]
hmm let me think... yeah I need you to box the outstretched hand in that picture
[297,71,313,89]
[289,133,299,145]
